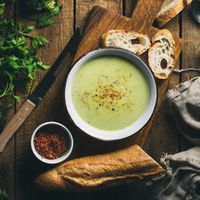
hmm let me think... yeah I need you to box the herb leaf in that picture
[22,24,34,33]
[30,35,48,53]
[0,0,62,105]
[0,19,49,103]
[36,12,54,28]
[0,3,5,17]
[36,5,61,28]
[23,1,62,28]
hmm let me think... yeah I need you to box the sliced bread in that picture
[148,29,175,79]
[102,30,151,55]
[156,0,193,27]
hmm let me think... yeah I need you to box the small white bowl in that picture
[65,48,157,141]
[31,121,74,164]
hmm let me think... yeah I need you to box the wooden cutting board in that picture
[71,0,183,154]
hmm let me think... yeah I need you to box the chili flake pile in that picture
[34,127,69,160]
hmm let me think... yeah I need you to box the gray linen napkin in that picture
[154,147,200,200]
[166,77,200,145]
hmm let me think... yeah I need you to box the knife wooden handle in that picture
[0,100,36,152]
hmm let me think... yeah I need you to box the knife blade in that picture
[0,28,81,153]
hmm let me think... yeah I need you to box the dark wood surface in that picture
[0,100,36,152]
[0,0,199,200]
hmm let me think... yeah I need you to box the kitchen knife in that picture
[0,28,81,153]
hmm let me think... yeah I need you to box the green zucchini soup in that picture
[72,56,150,130]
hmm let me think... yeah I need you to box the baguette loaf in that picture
[35,145,165,191]
[156,0,193,27]
[102,30,151,55]
[148,29,175,79]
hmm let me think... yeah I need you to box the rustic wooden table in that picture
[0,0,199,199]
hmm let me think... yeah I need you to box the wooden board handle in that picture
[131,0,164,32]
[0,100,35,152]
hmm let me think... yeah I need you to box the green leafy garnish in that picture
[36,5,62,28]
[0,189,7,200]
[22,24,34,33]
[37,13,54,28]
[24,0,62,28]
[0,0,62,105]
[0,0,5,17]
[25,0,57,12]
[0,19,49,103]
[0,3,5,17]
[31,35,49,52]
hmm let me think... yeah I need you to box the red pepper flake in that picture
[34,126,69,160]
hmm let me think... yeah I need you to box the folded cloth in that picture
[166,77,200,145]
[154,147,200,200]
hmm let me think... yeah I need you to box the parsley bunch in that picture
[0,19,49,102]
[24,0,62,28]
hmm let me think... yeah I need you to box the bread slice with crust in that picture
[102,30,151,55]
[156,0,193,27]
[148,29,175,79]
[152,29,175,47]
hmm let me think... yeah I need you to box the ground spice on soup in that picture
[34,128,69,160]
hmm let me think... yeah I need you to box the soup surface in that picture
[72,56,150,130]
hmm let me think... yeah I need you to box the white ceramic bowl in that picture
[65,48,157,141]
[31,121,74,164]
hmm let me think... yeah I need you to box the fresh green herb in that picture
[36,5,61,28]
[37,13,54,28]
[24,0,62,28]
[0,3,5,17]
[0,0,62,104]
[31,35,49,52]
[25,0,57,12]
[22,24,34,33]
[0,19,49,103]
[0,189,7,200]
[0,0,5,17]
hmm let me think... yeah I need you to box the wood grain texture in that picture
[72,1,129,200]
[123,1,181,159]
[76,0,123,30]
[0,108,15,200]
[0,0,189,199]
[124,0,136,17]
[147,15,182,159]
[74,6,182,61]
[182,7,200,82]
[180,6,200,150]
[0,2,16,200]
[130,0,163,32]
[124,2,154,200]
[0,100,35,153]
[14,0,74,199]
